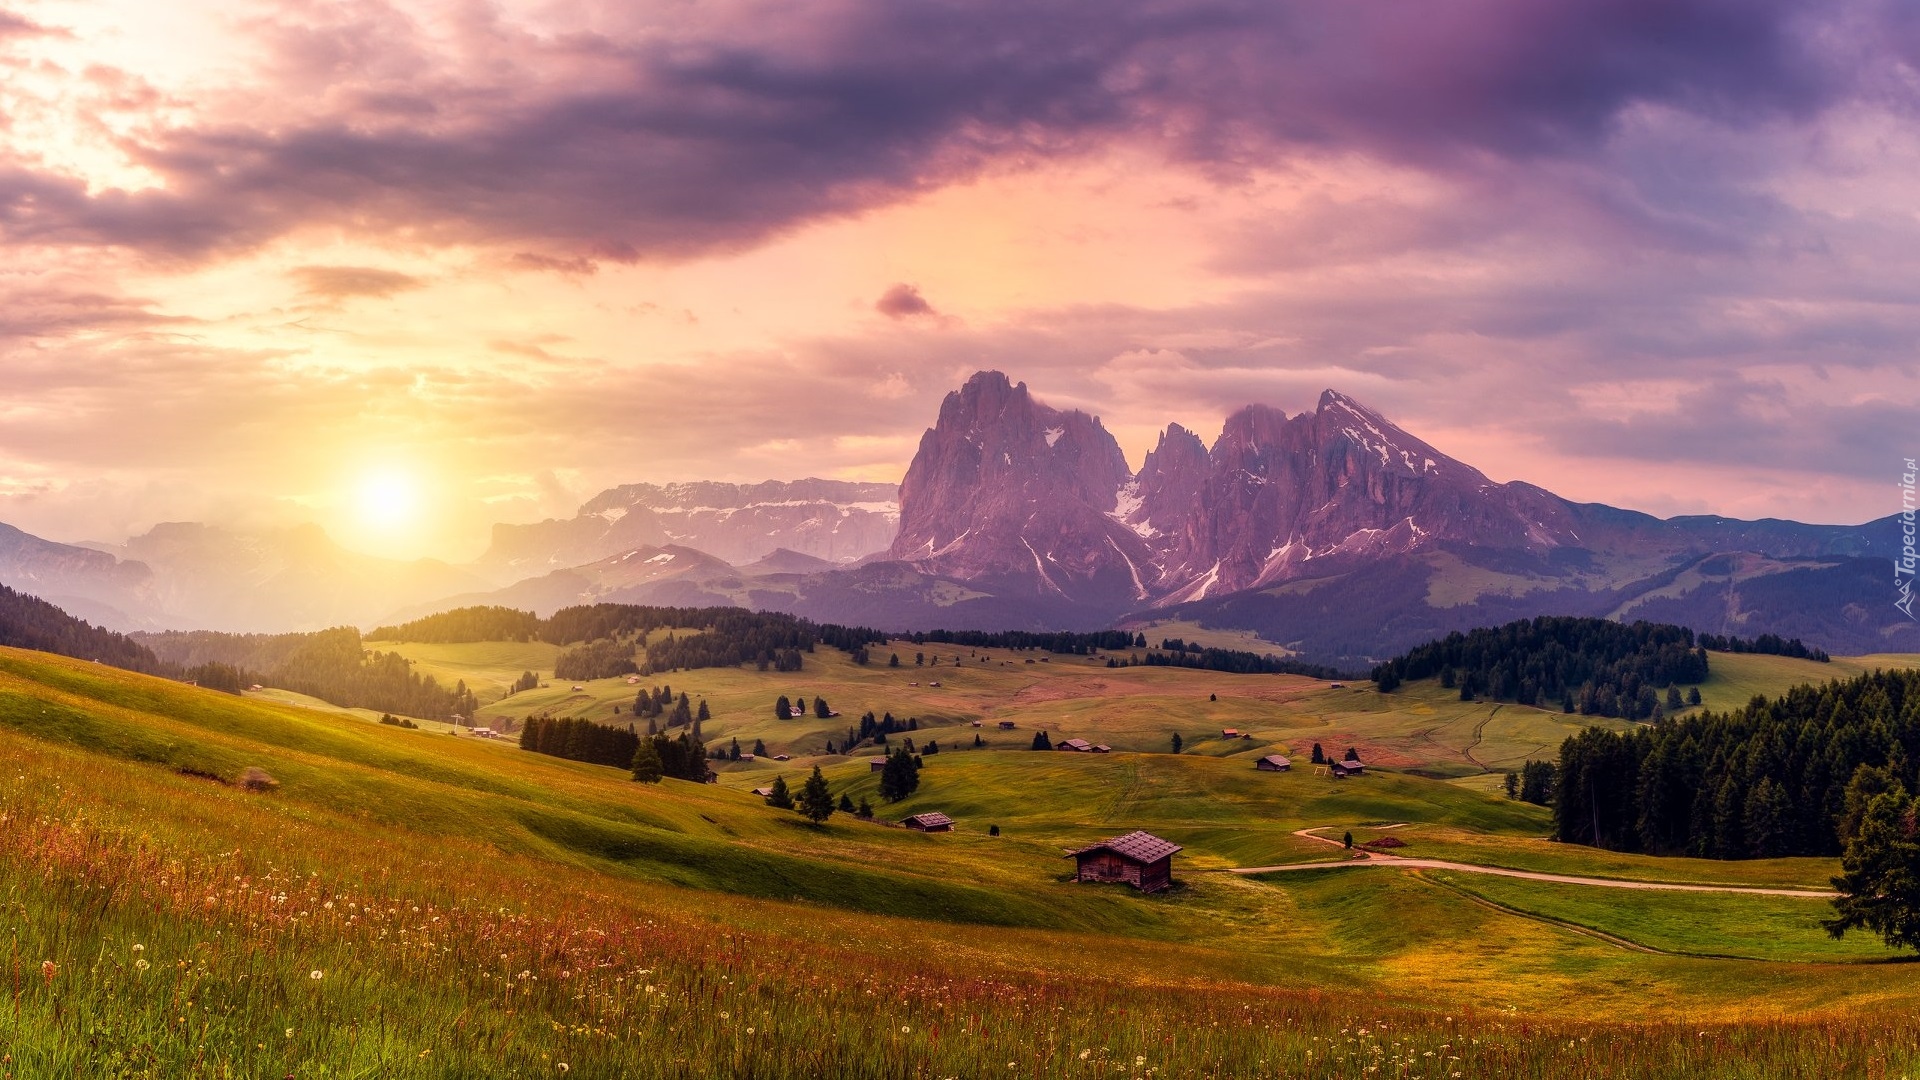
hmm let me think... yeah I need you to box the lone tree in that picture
[1826,782,1920,950]
[1030,731,1053,751]
[797,766,835,824]
[814,696,832,719]
[765,775,794,810]
[879,748,921,802]
[1170,732,1184,754]
[774,695,792,721]
[1343,831,1354,850]
[630,739,663,783]
[856,797,874,819]
[1503,771,1520,799]
[1311,743,1326,764]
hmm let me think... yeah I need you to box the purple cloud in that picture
[875,284,935,319]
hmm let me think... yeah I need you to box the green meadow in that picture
[4,641,1920,1075]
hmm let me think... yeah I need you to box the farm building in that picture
[772,754,790,761]
[1329,759,1366,777]
[750,787,774,798]
[1256,754,1291,771]
[1221,728,1240,738]
[901,812,953,832]
[1091,744,1111,753]
[1066,831,1181,893]
[1056,738,1094,752]
[971,720,983,727]
[869,757,889,772]
[998,721,1017,730]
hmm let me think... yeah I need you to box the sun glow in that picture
[354,469,421,531]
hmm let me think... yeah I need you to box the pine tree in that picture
[814,696,831,719]
[1826,783,1920,950]
[880,748,920,802]
[697,699,711,722]
[766,775,793,809]
[1343,831,1354,849]
[630,738,663,783]
[856,797,874,820]
[797,766,835,824]
[1170,732,1184,754]
[753,738,767,756]
[728,737,741,761]
[889,653,901,667]
[1666,685,1684,712]
[838,793,856,813]
[774,695,791,721]
[1687,686,1702,706]
[1311,742,1326,764]
[1030,731,1052,751]
[1504,771,1519,799]
[972,733,983,748]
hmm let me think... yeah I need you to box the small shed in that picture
[1091,744,1112,754]
[1221,728,1240,738]
[740,753,756,762]
[869,757,889,772]
[998,721,1017,730]
[1256,754,1291,772]
[1329,759,1366,777]
[772,754,791,761]
[1056,738,1093,752]
[901,811,954,833]
[1066,831,1182,893]
[750,786,775,798]
[971,720,983,727]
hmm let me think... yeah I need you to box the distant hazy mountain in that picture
[474,479,898,581]
[23,522,487,633]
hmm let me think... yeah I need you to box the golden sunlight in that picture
[353,468,421,532]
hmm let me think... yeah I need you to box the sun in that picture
[354,469,420,530]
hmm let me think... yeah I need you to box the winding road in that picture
[1232,827,1838,898]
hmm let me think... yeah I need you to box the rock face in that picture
[891,372,1154,606]
[479,478,898,579]
[877,371,1910,655]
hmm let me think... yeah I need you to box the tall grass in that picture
[4,738,1920,1078]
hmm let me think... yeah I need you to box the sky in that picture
[1,0,1916,562]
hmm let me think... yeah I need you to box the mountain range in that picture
[1,370,1911,662]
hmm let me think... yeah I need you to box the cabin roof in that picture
[1057,738,1093,751]
[1259,754,1291,767]
[902,811,953,828]
[1066,830,1182,864]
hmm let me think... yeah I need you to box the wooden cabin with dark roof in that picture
[1066,831,1181,893]
[1256,754,1291,772]
[901,811,953,833]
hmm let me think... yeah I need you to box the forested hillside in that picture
[0,584,161,673]
[1370,617,1711,718]
[137,627,479,720]
[1555,668,1920,859]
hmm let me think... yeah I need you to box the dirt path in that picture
[1258,827,1836,897]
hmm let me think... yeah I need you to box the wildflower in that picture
[557,1066,570,1074]
[310,970,324,980]
[286,1029,295,1039]
[40,961,56,984]
[131,943,144,953]
[134,959,150,971]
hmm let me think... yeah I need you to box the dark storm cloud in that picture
[0,0,1900,262]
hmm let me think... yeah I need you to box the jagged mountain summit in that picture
[879,371,1907,657]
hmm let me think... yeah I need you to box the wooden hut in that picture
[1329,759,1366,777]
[901,811,954,833]
[1256,754,1291,772]
[998,721,1018,730]
[869,757,889,772]
[1066,831,1181,893]
[1056,738,1094,752]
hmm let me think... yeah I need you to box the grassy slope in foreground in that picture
[4,648,1920,1076]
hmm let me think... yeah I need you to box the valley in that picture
[7,623,1920,1075]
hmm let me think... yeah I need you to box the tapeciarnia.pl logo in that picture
[1899,458,1917,620]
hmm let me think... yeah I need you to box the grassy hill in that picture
[6,644,1920,1076]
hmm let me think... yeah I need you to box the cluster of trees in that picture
[506,670,540,695]
[517,715,640,768]
[904,629,1143,654]
[553,638,638,680]
[140,627,479,721]
[761,766,839,824]
[1307,743,1363,765]
[632,685,701,732]
[1503,760,1556,805]
[0,584,163,673]
[368,606,541,643]
[1110,648,1348,678]
[627,731,713,784]
[377,712,419,729]
[1369,617,1709,718]
[1552,668,1920,859]
[773,695,833,720]
[1697,632,1830,662]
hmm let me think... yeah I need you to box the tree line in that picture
[1552,667,1920,859]
[137,626,479,720]
[0,584,164,673]
[1110,648,1349,679]
[1370,617,1710,718]
[1695,632,1830,662]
